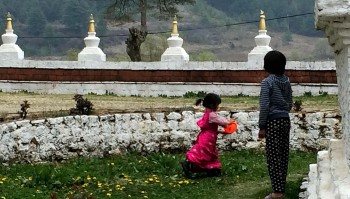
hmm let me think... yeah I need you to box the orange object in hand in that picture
[223,120,238,134]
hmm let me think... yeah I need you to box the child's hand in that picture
[218,130,225,134]
[258,129,266,139]
[227,118,236,124]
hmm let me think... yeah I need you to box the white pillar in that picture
[78,14,106,62]
[0,13,24,61]
[304,1,350,198]
[161,16,189,62]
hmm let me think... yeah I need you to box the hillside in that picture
[105,0,333,62]
[0,0,334,62]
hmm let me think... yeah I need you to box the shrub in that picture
[19,100,30,119]
[293,100,303,112]
[70,94,94,115]
[303,92,312,97]
[183,91,207,98]
[66,49,79,61]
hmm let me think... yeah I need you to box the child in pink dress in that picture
[182,93,234,177]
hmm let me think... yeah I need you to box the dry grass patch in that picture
[0,92,339,122]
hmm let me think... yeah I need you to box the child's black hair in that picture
[263,50,287,75]
[195,93,221,110]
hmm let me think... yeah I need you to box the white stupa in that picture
[161,16,189,62]
[78,14,106,61]
[0,12,24,61]
[248,10,272,63]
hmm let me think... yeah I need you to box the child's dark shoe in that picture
[206,169,221,177]
[181,160,192,178]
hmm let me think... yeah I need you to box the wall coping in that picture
[0,60,336,70]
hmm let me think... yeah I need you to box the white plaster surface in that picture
[161,34,189,62]
[0,30,24,61]
[248,30,273,64]
[78,32,106,61]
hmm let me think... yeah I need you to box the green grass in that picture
[0,150,316,199]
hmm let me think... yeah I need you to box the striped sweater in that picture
[258,74,293,129]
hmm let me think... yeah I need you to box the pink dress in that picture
[186,109,229,170]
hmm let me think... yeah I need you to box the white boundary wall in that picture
[0,60,337,96]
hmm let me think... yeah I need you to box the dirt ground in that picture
[0,92,339,123]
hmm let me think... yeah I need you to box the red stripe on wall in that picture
[0,68,337,83]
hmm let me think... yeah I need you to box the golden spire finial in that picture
[172,15,178,34]
[88,14,95,32]
[259,10,266,31]
[6,12,13,31]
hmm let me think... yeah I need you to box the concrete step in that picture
[329,139,349,181]
[306,163,318,199]
[328,139,350,199]
[316,150,335,199]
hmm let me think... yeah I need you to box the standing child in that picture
[182,93,234,178]
[258,50,293,199]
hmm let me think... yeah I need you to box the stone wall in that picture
[0,111,341,164]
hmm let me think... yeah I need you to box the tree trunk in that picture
[125,0,148,62]
[125,27,147,61]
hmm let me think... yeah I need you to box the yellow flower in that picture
[97,182,103,188]
[1,196,6,199]
[111,163,115,166]
[93,177,97,180]
[0,181,3,185]
[141,191,146,194]
[148,178,154,182]
[144,196,148,198]
[106,193,111,197]
[28,177,32,181]
[128,195,131,198]
[86,176,91,181]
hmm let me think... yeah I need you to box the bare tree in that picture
[106,0,195,61]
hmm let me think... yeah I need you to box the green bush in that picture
[190,51,218,61]
[66,49,79,61]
